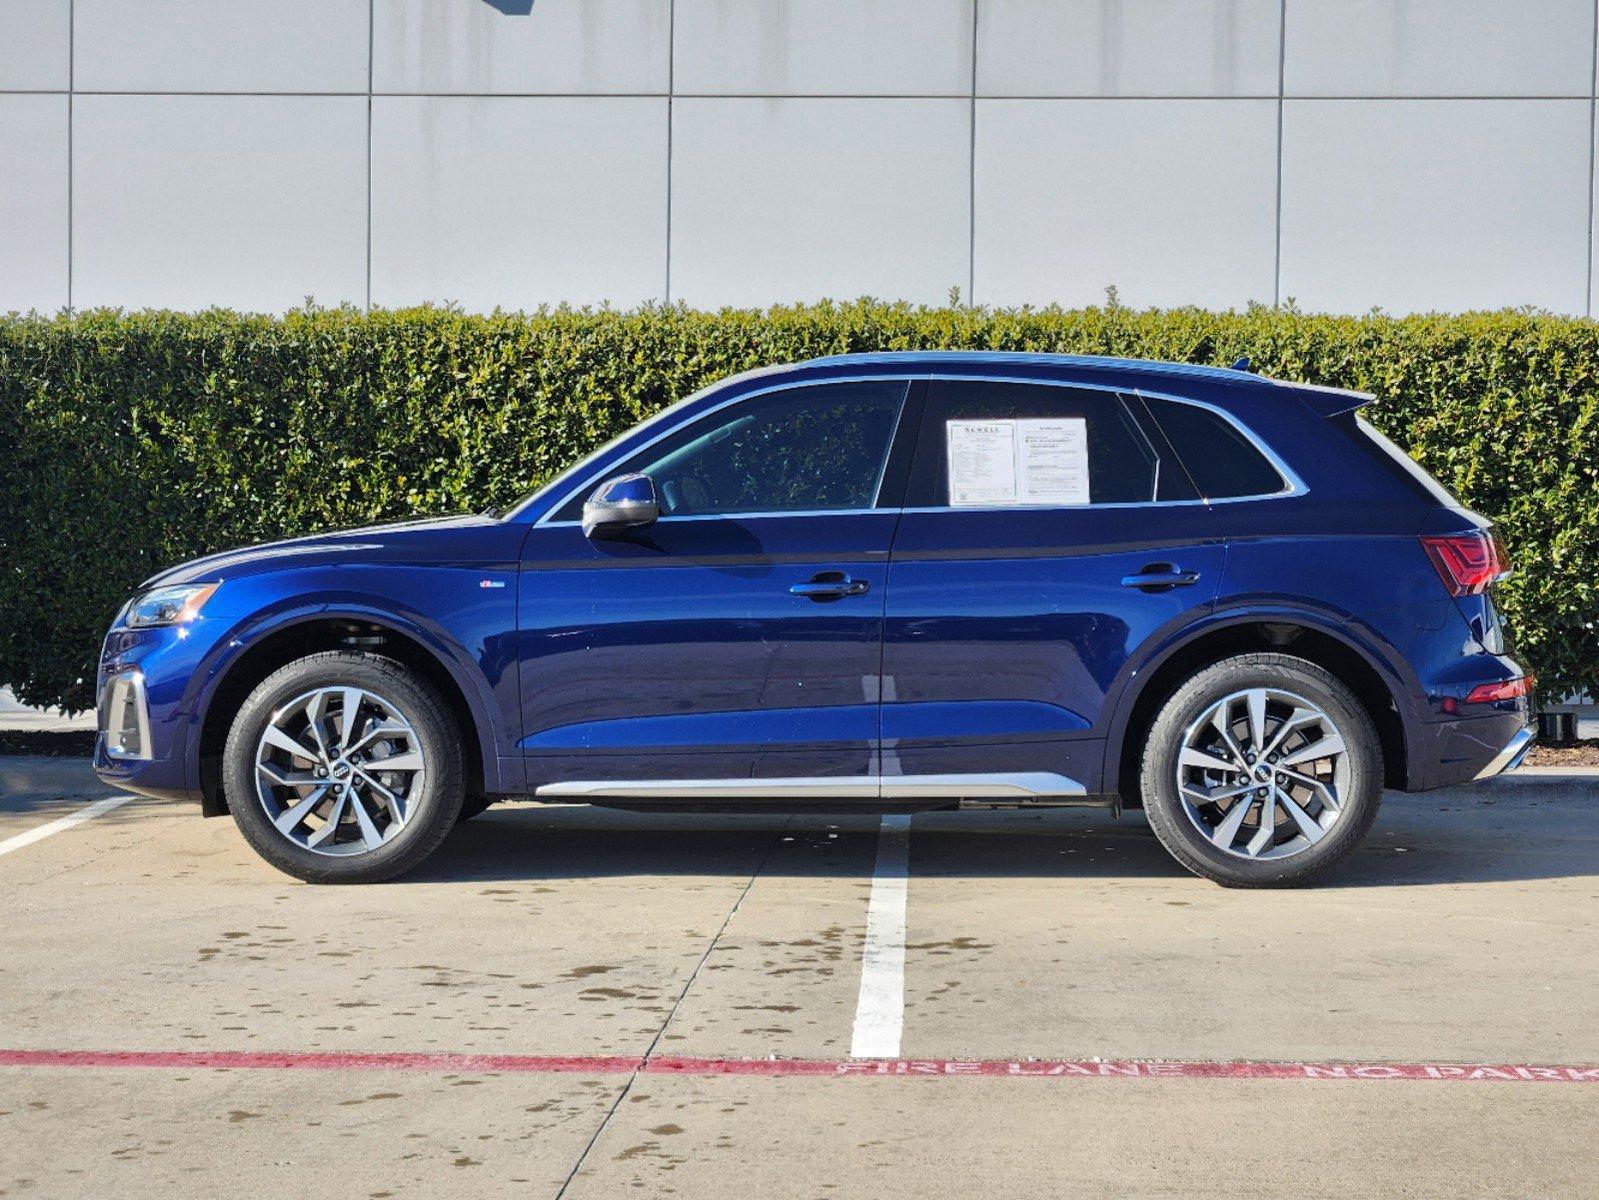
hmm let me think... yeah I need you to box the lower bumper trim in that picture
[1473,726,1534,781]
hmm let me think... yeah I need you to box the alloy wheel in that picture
[253,686,426,857]
[1175,687,1350,861]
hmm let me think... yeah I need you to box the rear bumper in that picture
[1473,725,1535,781]
[1408,697,1533,791]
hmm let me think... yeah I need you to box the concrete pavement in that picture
[1,758,1596,1197]
[0,687,96,732]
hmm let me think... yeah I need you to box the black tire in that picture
[222,651,465,883]
[1138,652,1383,888]
[457,794,495,823]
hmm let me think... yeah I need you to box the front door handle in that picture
[790,571,871,601]
[1121,563,1202,592]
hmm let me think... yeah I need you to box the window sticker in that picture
[946,418,1089,507]
[946,420,1017,506]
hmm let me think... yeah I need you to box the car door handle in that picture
[790,572,871,600]
[1120,564,1202,592]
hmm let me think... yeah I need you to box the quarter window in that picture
[556,381,908,520]
[905,381,1190,508]
[1144,396,1287,500]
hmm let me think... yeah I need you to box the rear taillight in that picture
[1465,675,1533,705]
[1420,531,1507,597]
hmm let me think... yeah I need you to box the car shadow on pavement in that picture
[402,774,1599,889]
[2,757,1593,889]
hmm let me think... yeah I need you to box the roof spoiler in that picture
[1271,378,1375,418]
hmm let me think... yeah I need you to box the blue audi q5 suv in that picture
[94,353,1533,886]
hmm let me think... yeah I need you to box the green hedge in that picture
[2,302,1595,713]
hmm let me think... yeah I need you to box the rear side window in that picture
[905,381,1194,507]
[1145,397,1287,500]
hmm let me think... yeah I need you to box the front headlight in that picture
[124,582,220,628]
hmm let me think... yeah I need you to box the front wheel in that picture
[1138,653,1383,887]
[222,651,466,883]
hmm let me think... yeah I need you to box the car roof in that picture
[790,350,1373,414]
[801,349,1270,386]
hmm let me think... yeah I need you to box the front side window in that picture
[556,381,907,520]
[905,381,1189,508]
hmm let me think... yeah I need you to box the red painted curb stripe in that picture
[0,1050,638,1074]
[1,1049,1596,1082]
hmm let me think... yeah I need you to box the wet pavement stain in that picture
[338,1092,403,1107]
[905,937,994,955]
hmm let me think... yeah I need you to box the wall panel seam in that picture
[365,0,373,310]
[968,0,977,304]
[66,0,73,312]
[1273,0,1285,306]
[1589,0,1597,316]
[666,0,675,303]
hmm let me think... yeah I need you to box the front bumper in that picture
[100,670,152,762]
[93,626,204,802]
[1473,725,1535,781]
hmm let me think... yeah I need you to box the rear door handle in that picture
[790,571,871,601]
[1121,564,1202,592]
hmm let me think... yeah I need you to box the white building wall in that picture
[1,0,1595,316]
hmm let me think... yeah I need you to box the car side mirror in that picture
[582,472,660,539]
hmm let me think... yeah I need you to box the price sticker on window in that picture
[947,418,1089,507]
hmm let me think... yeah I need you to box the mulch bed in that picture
[1524,741,1599,767]
[0,730,97,757]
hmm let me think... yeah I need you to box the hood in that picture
[141,513,520,588]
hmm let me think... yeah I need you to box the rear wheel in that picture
[222,651,465,883]
[1138,653,1382,887]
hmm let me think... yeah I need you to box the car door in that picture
[880,378,1226,797]
[516,378,911,797]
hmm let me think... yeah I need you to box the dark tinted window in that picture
[1121,392,1205,502]
[1146,397,1286,499]
[556,381,907,520]
[905,381,1177,507]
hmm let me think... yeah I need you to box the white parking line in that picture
[850,814,911,1059]
[0,795,134,858]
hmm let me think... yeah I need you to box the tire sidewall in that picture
[1140,655,1383,887]
[223,653,464,883]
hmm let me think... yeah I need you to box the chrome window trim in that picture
[532,371,1305,528]
[654,508,895,524]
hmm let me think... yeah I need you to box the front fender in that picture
[186,570,520,798]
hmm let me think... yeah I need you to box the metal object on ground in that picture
[1538,711,1577,747]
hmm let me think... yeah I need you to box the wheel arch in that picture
[1103,612,1417,805]
[193,612,497,816]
